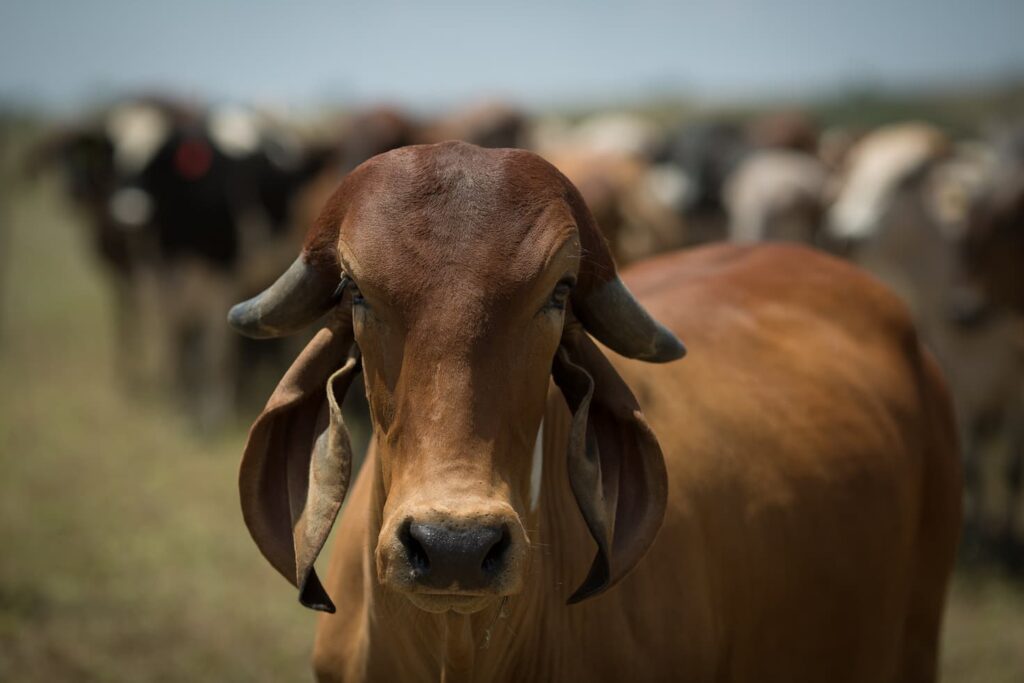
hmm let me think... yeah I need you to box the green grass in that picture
[1,143,1023,682]
[943,573,1024,683]
[0,168,314,681]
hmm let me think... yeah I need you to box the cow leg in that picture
[110,272,146,390]
[120,267,168,394]
[152,262,207,423]
[958,431,982,562]
[197,301,235,431]
[192,268,235,432]
[148,264,185,404]
[959,411,1003,565]
[132,264,168,393]
[970,408,1024,572]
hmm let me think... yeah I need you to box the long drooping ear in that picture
[239,310,359,613]
[551,323,669,604]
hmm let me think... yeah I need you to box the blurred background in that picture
[1,1,1023,680]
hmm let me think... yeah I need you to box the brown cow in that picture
[962,152,1024,316]
[746,110,819,154]
[230,142,961,682]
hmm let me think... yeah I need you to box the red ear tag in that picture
[174,139,213,180]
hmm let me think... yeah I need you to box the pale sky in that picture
[2,0,1022,111]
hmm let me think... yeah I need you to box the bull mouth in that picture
[405,591,499,614]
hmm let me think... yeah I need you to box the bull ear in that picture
[551,324,668,604]
[239,311,359,613]
[557,166,685,363]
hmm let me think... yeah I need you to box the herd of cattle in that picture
[29,95,1023,583]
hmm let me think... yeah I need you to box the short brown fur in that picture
[238,143,961,682]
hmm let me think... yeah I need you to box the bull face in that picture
[230,142,684,614]
[343,221,578,613]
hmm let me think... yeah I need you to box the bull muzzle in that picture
[376,505,528,614]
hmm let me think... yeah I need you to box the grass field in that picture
[2,163,1023,682]
[0,172,315,681]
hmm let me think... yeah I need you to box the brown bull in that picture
[230,142,961,682]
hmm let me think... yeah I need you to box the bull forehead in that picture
[337,143,579,313]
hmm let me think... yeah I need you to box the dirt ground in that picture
[2,168,1022,682]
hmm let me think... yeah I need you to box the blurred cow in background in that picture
[723,149,829,244]
[745,109,820,153]
[543,148,686,265]
[652,120,748,244]
[827,122,953,250]
[31,95,338,429]
[536,113,686,264]
[296,101,523,238]
[536,110,832,262]
[826,122,1024,570]
[290,106,419,250]
[724,112,831,245]
[962,126,1024,317]
[417,100,528,149]
[654,112,830,248]
[958,126,1024,570]
[337,106,418,173]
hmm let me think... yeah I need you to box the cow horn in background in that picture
[574,277,686,363]
[228,256,340,339]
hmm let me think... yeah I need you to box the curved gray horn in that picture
[574,277,686,363]
[228,256,340,339]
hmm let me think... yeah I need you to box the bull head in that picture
[229,142,684,613]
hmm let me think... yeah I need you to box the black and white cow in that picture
[34,95,337,427]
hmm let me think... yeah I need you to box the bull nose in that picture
[400,520,511,590]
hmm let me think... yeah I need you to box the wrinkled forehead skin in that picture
[304,142,614,318]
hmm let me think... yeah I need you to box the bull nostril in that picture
[399,520,430,574]
[481,526,511,574]
[403,520,511,589]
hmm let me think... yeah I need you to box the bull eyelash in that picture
[544,277,576,312]
[332,276,350,301]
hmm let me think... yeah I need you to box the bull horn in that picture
[574,277,686,363]
[228,256,340,339]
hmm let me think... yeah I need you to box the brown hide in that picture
[233,143,961,682]
[311,244,961,682]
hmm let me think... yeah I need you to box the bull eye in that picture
[346,280,368,308]
[544,277,576,312]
